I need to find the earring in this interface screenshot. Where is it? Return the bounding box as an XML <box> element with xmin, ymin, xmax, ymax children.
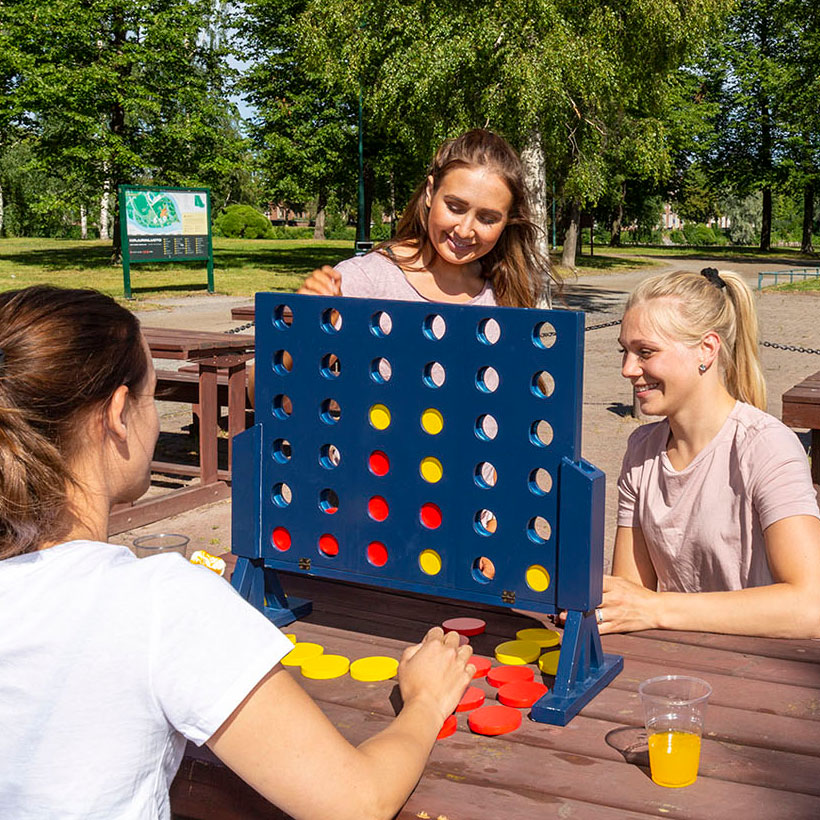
<box><xmin>698</xmin><ymin>363</ymin><xmax>707</xmax><ymax>374</ymax></box>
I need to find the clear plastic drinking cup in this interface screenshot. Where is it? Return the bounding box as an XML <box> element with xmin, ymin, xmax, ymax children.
<box><xmin>638</xmin><ymin>675</ymin><xmax>712</xmax><ymax>788</ymax></box>
<box><xmin>132</xmin><ymin>533</ymin><xmax>190</xmax><ymax>559</ymax></box>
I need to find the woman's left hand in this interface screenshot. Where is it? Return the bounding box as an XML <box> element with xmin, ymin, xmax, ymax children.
<box><xmin>597</xmin><ymin>575</ymin><xmax>661</xmax><ymax>634</ymax></box>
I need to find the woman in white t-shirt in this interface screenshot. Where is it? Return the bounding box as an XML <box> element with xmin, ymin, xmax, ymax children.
<box><xmin>0</xmin><ymin>285</ymin><xmax>474</xmax><ymax>819</ymax></box>
<box><xmin>597</xmin><ymin>268</ymin><xmax>820</xmax><ymax>638</ymax></box>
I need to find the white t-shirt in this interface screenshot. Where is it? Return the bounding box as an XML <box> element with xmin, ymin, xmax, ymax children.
<box><xmin>0</xmin><ymin>540</ymin><xmax>294</xmax><ymax>819</ymax></box>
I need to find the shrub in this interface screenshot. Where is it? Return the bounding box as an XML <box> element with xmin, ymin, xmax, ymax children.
<box><xmin>669</xmin><ymin>229</ymin><xmax>687</xmax><ymax>245</ymax></box>
<box><xmin>213</xmin><ymin>205</ymin><xmax>273</xmax><ymax>239</ymax></box>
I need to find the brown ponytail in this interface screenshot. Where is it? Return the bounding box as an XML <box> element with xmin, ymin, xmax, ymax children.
<box><xmin>0</xmin><ymin>286</ymin><xmax>148</xmax><ymax>559</ymax></box>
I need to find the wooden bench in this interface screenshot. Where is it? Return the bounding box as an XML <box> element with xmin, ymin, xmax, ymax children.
<box><xmin>782</xmin><ymin>369</ymin><xmax>820</xmax><ymax>488</ymax></box>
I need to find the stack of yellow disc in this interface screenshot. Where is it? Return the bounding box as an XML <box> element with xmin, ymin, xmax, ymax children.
<box><xmin>350</xmin><ymin>656</ymin><xmax>399</xmax><ymax>682</ymax></box>
<box><xmin>538</xmin><ymin>650</ymin><xmax>561</xmax><ymax>675</ymax></box>
<box><xmin>301</xmin><ymin>654</ymin><xmax>350</xmax><ymax>680</ymax></box>
<box><xmin>515</xmin><ymin>628</ymin><xmax>560</xmax><ymax>648</ymax></box>
<box><xmin>494</xmin><ymin>640</ymin><xmax>541</xmax><ymax>665</ymax></box>
<box><xmin>281</xmin><ymin>642</ymin><xmax>324</xmax><ymax>667</ymax></box>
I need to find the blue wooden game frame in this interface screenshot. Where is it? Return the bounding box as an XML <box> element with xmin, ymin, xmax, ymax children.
<box><xmin>231</xmin><ymin>292</ymin><xmax>622</xmax><ymax>724</ymax></box>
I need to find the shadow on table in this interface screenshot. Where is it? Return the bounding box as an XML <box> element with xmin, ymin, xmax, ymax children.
<box><xmin>605</xmin><ymin>726</ymin><xmax>653</xmax><ymax>781</ymax></box>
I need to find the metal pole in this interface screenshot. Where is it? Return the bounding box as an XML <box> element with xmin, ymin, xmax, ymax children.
<box><xmin>356</xmin><ymin>88</ymin><xmax>365</xmax><ymax>247</ymax></box>
<box><xmin>551</xmin><ymin>182</ymin><xmax>557</xmax><ymax>249</ymax></box>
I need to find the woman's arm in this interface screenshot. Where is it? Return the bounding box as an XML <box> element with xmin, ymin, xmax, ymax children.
<box><xmin>602</xmin><ymin>516</ymin><xmax>820</xmax><ymax>638</ymax></box>
<box><xmin>207</xmin><ymin>627</ymin><xmax>473</xmax><ymax>820</ymax></box>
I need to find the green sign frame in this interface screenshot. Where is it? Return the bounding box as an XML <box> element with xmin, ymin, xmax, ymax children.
<box><xmin>118</xmin><ymin>184</ymin><xmax>214</xmax><ymax>299</ymax></box>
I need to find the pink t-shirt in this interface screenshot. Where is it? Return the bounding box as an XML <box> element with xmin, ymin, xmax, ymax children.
<box><xmin>335</xmin><ymin>251</ymin><xmax>497</xmax><ymax>305</ymax></box>
<box><xmin>617</xmin><ymin>401</ymin><xmax>819</xmax><ymax>593</ymax></box>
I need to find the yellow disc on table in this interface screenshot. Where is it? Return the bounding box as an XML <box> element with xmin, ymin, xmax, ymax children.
<box><xmin>350</xmin><ymin>656</ymin><xmax>400</xmax><ymax>682</ymax></box>
<box><xmin>281</xmin><ymin>642</ymin><xmax>324</xmax><ymax>667</ymax></box>
<box><xmin>515</xmin><ymin>628</ymin><xmax>560</xmax><ymax>648</ymax></box>
<box><xmin>538</xmin><ymin>649</ymin><xmax>561</xmax><ymax>676</ymax></box>
<box><xmin>420</xmin><ymin>456</ymin><xmax>443</xmax><ymax>483</ymax></box>
<box><xmin>494</xmin><ymin>640</ymin><xmax>541</xmax><ymax>665</ymax></box>
<box><xmin>301</xmin><ymin>654</ymin><xmax>350</xmax><ymax>680</ymax></box>
<box><xmin>525</xmin><ymin>564</ymin><xmax>551</xmax><ymax>592</ymax></box>
<box><xmin>419</xmin><ymin>549</ymin><xmax>442</xmax><ymax>575</ymax></box>
<box><xmin>284</xmin><ymin>633</ymin><xmax>298</xmax><ymax>644</ymax></box>
<box><xmin>369</xmin><ymin>404</ymin><xmax>391</xmax><ymax>430</ymax></box>
<box><xmin>421</xmin><ymin>408</ymin><xmax>444</xmax><ymax>435</ymax></box>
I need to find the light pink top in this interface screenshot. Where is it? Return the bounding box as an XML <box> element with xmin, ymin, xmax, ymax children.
<box><xmin>618</xmin><ymin>401</ymin><xmax>819</xmax><ymax>593</ymax></box>
<box><xmin>335</xmin><ymin>251</ymin><xmax>497</xmax><ymax>305</ymax></box>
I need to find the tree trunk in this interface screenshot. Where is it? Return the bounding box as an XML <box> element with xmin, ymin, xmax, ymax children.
<box><xmin>110</xmin><ymin>6</ymin><xmax>126</xmax><ymax>263</ymax></box>
<box><xmin>610</xmin><ymin>183</ymin><xmax>625</xmax><ymax>246</ymax></box>
<box><xmin>80</xmin><ymin>204</ymin><xmax>88</xmax><ymax>240</ymax></box>
<box><xmin>801</xmin><ymin>183</ymin><xmax>814</xmax><ymax>254</ymax></box>
<box><xmin>561</xmin><ymin>200</ymin><xmax>581</xmax><ymax>268</ymax></box>
<box><xmin>313</xmin><ymin>189</ymin><xmax>327</xmax><ymax>240</ymax></box>
<box><xmin>760</xmin><ymin>187</ymin><xmax>772</xmax><ymax>251</ymax></box>
<box><xmin>521</xmin><ymin>130</ymin><xmax>551</xmax><ymax>306</ymax></box>
<box><xmin>100</xmin><ymin>175</ymin><xmax>111</xmax><ymax>240</ymax></box>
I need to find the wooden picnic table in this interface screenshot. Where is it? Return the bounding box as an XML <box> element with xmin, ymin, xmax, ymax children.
<box><xmin>108</xmin><ymin>328</ymin><xmax>255</xmax><ymax>535</ymax></box>
<box><xmin>170</xmin><ymin>570</ymin><xmax>820</xmax><ymax>820</ymax></box>
<box><xmin>782</xmin><ymin>368</ymin><xmax>820</xmax><ymax>487</ymax></box>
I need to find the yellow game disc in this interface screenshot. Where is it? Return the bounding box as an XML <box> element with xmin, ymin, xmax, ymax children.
<box><xmin>421</xmin><ymin>408</ymin><xmax>444</xmax><ymax>435</ymax></box>
<box><xmin>281</xmin><ymin>642</ymin><xmax>324</xmax><ymax>667</ymax></box>
<box><xmin>419</xmin><ymin>549</ymin><xmax>442</xmax><ymax>575</ymax></box>
<box><xmin>515</xmin><ymin>628</ymin><xmax>560</xmax><ymax>648</ymax></box>
<box><xmin>494</xmin><ymin>640</ymin><xmax>541</xmax><ymax>665</ymax></box>
<box><xmin>350</xmin><ymin>656</ymin><xmax>400</xmax><ymax>682</ymax></box>
<box><xmin>525</xmin><ymin>564</ymin><xmax>551</xmax><ymax>592</ymax></box>
<box><xmin>301</xmin><ymin>654</ymin><xmax>350</xmax><ymax>680</ymax></box>
<box><xmin>538</xmin><ymin>650</ymin><xmax>561</xmax><ymax>676</ymax></box>
<box><xmin>420</xmin><ymin>456</ymin><xmax>443</xmax><ymax>483</ymax></box>
<box><xmin>285</xmin><ymin>633</ymin><xmax>298</xmax><ymax>644</ymax></box>
<box><xmin>369</xmin><ymin>404</ymin><xmax>391</xmax><ymax>430</ymax></box>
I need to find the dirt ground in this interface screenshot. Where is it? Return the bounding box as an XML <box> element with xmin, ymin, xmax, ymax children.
<box><xmin>116</xmin><ymin>255</ymin><xmax>820</xmax><ymax>569</ymax></box>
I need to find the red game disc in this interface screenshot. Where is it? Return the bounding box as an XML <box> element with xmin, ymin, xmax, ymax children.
<box><xmin>456</xmin><ymin>685</ymin><xmax>486</xmax><ymax>712</ymax></box>
<box><xmin>497</xmin><ymin>681</ymin><xmax>549</xmax><ymax>708</ymax></box>
<box><xmin>470</xmin><ymin>656</ymin><xmax>493</xmax><ymax>679</ymax></box>
<box><xmin>486</xmin><ymin>665</ymin><xmax>535</xmax><ymax>688</ymax></box>
<box><xmin>437</xmin><ymin>714</ymin><xmax>458</xmax><ymax>739</ymax></box>
<box><xmin>468</xmin><ymin>705</ymin><xmax>523</xmax><ymax>736</ymax></box>
<box><xmin>442</xmin><ymin>617</ymin><xmax>486</xmax><ymax>637</ymax></box>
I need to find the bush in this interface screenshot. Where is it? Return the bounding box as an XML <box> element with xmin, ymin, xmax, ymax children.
<box><xmin>213</xmin><ymin>205</ymin><xmax>272</xmax><ymax>239</ymax></box>
<box><xmin>682</xmin><ymin>223</ymin><xmax>716</xmax><ymax>245</ymax></box>
<box><xmin>669</xmin><ymin>229</ymin><xmax>687</xmax><ymax>245</ymax></box>
<box><xmin>268</xmin><ymin>225</ymin><xmax>314</xmax><ymax>240</ymax></box>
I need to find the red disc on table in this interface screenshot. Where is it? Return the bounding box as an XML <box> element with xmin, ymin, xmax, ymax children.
<box><xmin>367</xmin><ymin>495</ymin><xmax>389</xmax><ymax>521</ymax></box>
<box><xmin>437</xmin><ymin>714</ymin><xmax>458</xmax><ymax>739</ymax></box>
<box><xmin>497</xmin><ymin>680</ymin><xmax>549</xmax><ymax>708</ymax></box>
<box><xmin>486</xmin><ymin>665</ymin><xmax>534</xmax><ymax>689</ymax></box>
<box><xmin>420</xmin><ymin>502</ymin><xmax>442</xmax><ymax>529</ymax></box>
<box><xmin>456</xmin><ymin>685</ymin><xmax>486</xmax><ymax>712</ymax></box>
<box><xmin>318</xmin><ymin>533</ymin><xmax>339</xmax><ymax>556</ymax></box>
<box><xmin>272</xmin><ymin>527</ymin><xmax>291</xmax><ymax>551</ymax></box>
<box><xmin>470</xmin><ymin>656</ymin><xmax>493</xmax><ymax>679</ymax></box>
<box><xmin>442</xmin><ymin>617</ymin><xmax>486</xmax><ymax>637</ymax></box>
<box><xmin>468</xmin><ymin>704</ymin><xmax>523</xmax><ymax>736</ymax></box>
<box><xmin>368</xmin><ymin>450</ymin><xmax>390</xmax><ymax>476</ymax></box>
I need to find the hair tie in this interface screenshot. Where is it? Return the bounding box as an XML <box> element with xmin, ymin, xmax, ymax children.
<box><xmin>0</xmin><ymin>348</ymin><xmax>5</xmax><ymax>367</ymax></box>
<box><xmin>700</xmin><ymin>267</ymin><xmax>726</xmax><ymax>289</ymax></box>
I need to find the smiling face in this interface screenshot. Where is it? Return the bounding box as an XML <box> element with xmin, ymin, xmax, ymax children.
<box><xmin>425</xmin><ymin>165</ymin><xmax>512</xmax><ymax>268</ymax></box>
<box><xmin>619</xmin><ymin>302</ymin><xmax>704</xmax><ymax>418</ymax></box>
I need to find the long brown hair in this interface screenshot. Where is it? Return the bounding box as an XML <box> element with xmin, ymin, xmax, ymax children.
<box><xmin>376</xmin><ymin>129</ymin><xmax>551</xmax><ymax>308</ymax></box>
<box><xmin>0</xmin><ymin>286</ymin><xmax>148</xmax><ymax>559</ymax></box>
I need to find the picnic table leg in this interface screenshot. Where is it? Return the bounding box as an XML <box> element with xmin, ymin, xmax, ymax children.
<box><xmin>198</xmin><ymin>363</ymin><xmax>219</xmax><ymax>485</ymax></box>
<box><xmin>227</xmin><ymin>362</ymin><xmax>248</xmax><ymax>469</ymax></box>
<box><xmin>811</xmin><ymin>429</ymin><xmax>819</xmax><ymax>486</ymax></box>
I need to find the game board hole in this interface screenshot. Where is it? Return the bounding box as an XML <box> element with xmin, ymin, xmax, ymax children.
<box><xmin>320</xmin><ymin>353</ymin><xmax>341</xmax><ymax>378</ymax></box>
<box><xmin>271</xmin><ymin>482</ymin><xmax>292</xmax><ymax>507</ymax></box>
<box><xmin>422</xmin><ymin>314</ymin><xmax>446</xmax><ymax>340</ymax></box>
<box><xmin>419</xmin><ymin>549</ymin><xmax>442</xmax><ymax>575</ymax></box>
<box><xmin>369</xmin><ymin>403</ymin><xmax>391</xmax><ymax>430</ymax></box>
<box><xmin>420</xmin><ymin>502</ymin><xmax>442</xmax><ymax>529</ymax></box>
<box><xmin>423</xmin><ymin>361</ymin><xmax>446</xmax><ymax>388</ymax></box>
<box><xmin>531</xmin><ymin>370</ymin><xmax>555</xmax><ymax>398</ymax></box>
<box><xmin>272</xmin><ymin>438</ymin><xmax>292</xmax><ymax>463</ymax></box>
<box><xmin>529</xmin><ymin>420</ymin><xmax>553</xmax><ymax>447</ymax></box>
<box><xmin>421</xmin><ymin>407</ymin><xmax>443</xmax><ymax>435</ymax></box>
<box><xmin>420</xmin><ymin>456</ymin><xmax>443</xmax><ymax>483</ymax></box>
<box><xmin>527</xmin><ymin>516</ymin><xmax>552</xmax><ymax>543</ymax></box>
<box><xmin>367</xmin><ymin>541</ymin><xmax>388</xmax><ymax>567</ymax></box>
<box><xmin>471</xmin><ymin>556</ymin><xmax>495</xmax><ymax>584</ymax></box>
<box><xmin>474</xmin><ymin>509</ymin><xmax>498</xmax><ymax>536</ymax></box>
<box><xmin>272</xmin><ymin>304</ymin><xmax>293</xmax><ymax>329</ymax></box>
<box><xmin>477</xmin><ymin>317</ymin><xmax>501</xmax><ymax>345</ymax></box>
<box><xmin>370</xmin><ymin>310</ymin><xmax>393</xmax><ymax>337</ymax></box>
<box><xmin>370</xmin><ymin>357</ymin><xmax>392</xmax><ymax>383</ymax></box>
<box><xmin>528</xmin><ymin>467</ymin><xmax>553</xmax><ymax>495</ymax></box>
<box><xmin>272</xmin><ymin>394</ymin><xmax>293</xmax><ymax>420</ymax></box>
<box><xmin>319</xmin><ymin>489</ymin><xmax>339</xmax><ymax>514</ymax></box>
<box><xmin>318</xmin><ymin>533</ymin><xmax>339</xmax><ymax>557</ymax></box>
<box><xmin>320</xmin><ymin>398</ymin><xmax>341</xmax><ymax>424</ymax></box>
<box><xmin>368</xmin><ymin>495</ymin><xmax>389</xmax><ymax>522</ymax></box>
<box><xmin>368</xmin><ymin>450</ymin><xmax>390</xmax><ymax>476</ymax></box>
<box><xmin>526</xmin><ymin>564</ymin><xmax>550</xmax><ymax>592</ymax></box>
<box><xmin>476</xmin><ymin>366</ymin><xmax>500</xmax><ymax>393</ymax></box>
<box><xmin>319</xmin><ymin>444</ymin><xmax>341</xmax><ymax>469</ymax></box>
<box><xmin>271</xmin><ymin>526</ymin><xmax>291</xmax><ymax>552</ymax></box>
<box><xmin>533</xmin><ymin>321</ymin><xmax>557</xmax><ymax>349</ymax></box>
<box><xmin>272</xmin><ymin>350</ymin><xmax>293</xmax><ymax>375</ymax></box>
<box><xmin>474</xmin><ymin>461</ymin><xmax>497</xmax><ymax>488</ymax></box>
<box><xmin>475</xmin><ymin>414</ymin><xmax>499</xmax><ymax>441</ymax></box>
<box><xmin>321</xmin><ymin>308</ymin><xmax>342</xmax><ymax>333</ymax></box>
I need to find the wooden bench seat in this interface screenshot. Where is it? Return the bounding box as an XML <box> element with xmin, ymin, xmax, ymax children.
<box><xmin>155</xmin><ymin>368</ymin><xmax>250</xmax><ymax>407</ymax></box>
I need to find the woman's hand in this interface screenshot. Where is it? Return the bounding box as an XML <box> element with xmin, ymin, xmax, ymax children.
<box><xmin>597</xmin><ymin>574</ymin><xmax>661</xmax><ymax>634</ymax></box>
<box><xmin>298</xmin><ymin>265</ymin><xmax>342</xmax><ymax>296</ymax></box>
<box><xmin>398</xmin><ymin>627</ymin><xmax>474</xmax><ymax>723</ymax></box>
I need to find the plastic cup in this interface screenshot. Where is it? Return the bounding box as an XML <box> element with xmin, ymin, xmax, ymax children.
<box><xmin>132</xmin><ymin>533</ymin><xmax>190</xmax><ymax>559</ymax></box>
<box><xmin>638</xmin><ymin>675</ymin><xmax>711</xmax><ymax>788</ymax></box>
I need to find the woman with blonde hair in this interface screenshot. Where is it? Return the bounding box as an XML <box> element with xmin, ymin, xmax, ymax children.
<box><xmin>597</xmin><ymin>268</ymin><xmax>820</xmax><ymax>638</ymax></box>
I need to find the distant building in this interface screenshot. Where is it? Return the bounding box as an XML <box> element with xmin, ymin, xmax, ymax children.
<box><xmin>265</xmin><ymin>203</ymin><xmax>310</xmax><ymax>226</ymax></box>
<box><xmin>660</xmin><ymin>203</ymin><xmax>730</xmax><ymax>231</ymax></box>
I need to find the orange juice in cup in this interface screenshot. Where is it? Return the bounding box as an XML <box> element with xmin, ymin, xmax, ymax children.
<box><xmin>646</xmin><ymin>729</ymin><xmax>702</xmax><ymax>787</ymax></box>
